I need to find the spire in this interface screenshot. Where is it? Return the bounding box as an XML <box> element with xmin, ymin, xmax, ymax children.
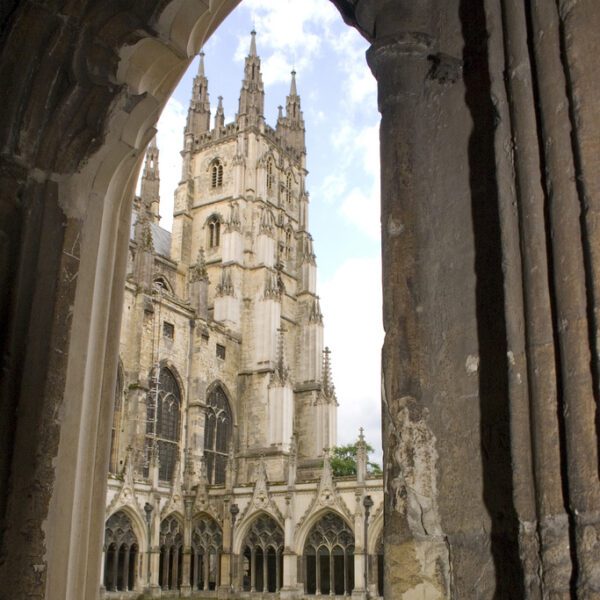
<box><xmin>140</xmin><ymin>136</ymin><xmax>160</xmax><ymax>222</ymax></box>
<box><xmin>277</xmin><ymin>70</ymin><xmax>305</xmax><ymax>155</ymax></box>
<box><xmin>185</xmin><ymin>51</ymin><xmax>211</xmax><ymax>137</ymax></box>
<box><xmin>237</xmin><ymin>30</ymin><xmax>264</xmax><ymax>129</ymax></box>
<box><xmin>290</xmin><ymin>69</ymin><xmax>297</xmax><ymax>96</ymax></box>
<box><xmin>198</xmin><ymin>50</ymin><xmax>205</xmax><ymax>76</ymax></box>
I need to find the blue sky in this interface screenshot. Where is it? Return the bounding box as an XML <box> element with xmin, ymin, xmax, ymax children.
<box><xmin>152</xmin><ymin>0</ymin><xmax>383</xmax><ymax>461</ymax></box>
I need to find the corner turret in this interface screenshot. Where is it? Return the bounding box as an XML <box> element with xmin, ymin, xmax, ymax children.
<box><xmin>237</xmin><ymin>31</ymin><xmax>265</xmax><ymax>130</ymax></box>
<box><xmin>277</xmin><ymin>70</ymin><xmax>306</xmax><ymax>156</ymax></box>
<box><xmin>140</xmin><ymin>136</ymin><xmax>160</xmax><ymax>222</ymax></box>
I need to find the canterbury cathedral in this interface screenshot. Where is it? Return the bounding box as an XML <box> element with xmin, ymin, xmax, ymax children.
<box><xmin>102</xmin><ymin>33</ymin><xmax>383</xmax><ymax>598</ymax></box>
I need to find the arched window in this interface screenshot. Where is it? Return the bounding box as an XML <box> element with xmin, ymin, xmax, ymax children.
<box><xmin>207</xmin><ymin>215</ymin><xmax>221</xmax><ymax>248</ymax></box>
<box><xmin>204</xmin><ymin>384</ymin><xmax>232</xmax><ymax>485</ymax></box>
<box><xmin>266</xmin><ymin>158</ymin><xmax>274</xmax><ymax>192</ymax></box>
<box><xmin>211</xmin><ymin>159</ymin><xmax>223</xmax><ymax>188</ymax></box>
<box><xmin>242</xmin><ymin>514</ymin><xmax>284</xmax><ymax>593</ymax></box>
<box><xmin>304</xmin><ymin>513</ymin><xmax>355</xmax><ymax>596</ymax></box>
<box><xmin>145</xmin><ymin>367</ymin><xmax>181</xmax><ymax>482</ymax></box>
<box><xmin>103</xmin><ymin>511</ymin><xmax>138</xmax><ymax>592</ymax></box>
<box><xmin>285</xmin><ymin>172</ymin><xmax>293</xmax><ymax>203</ymax></box>
<box><xmin>190</xmin><ymin>516</ymin><xmax>223</xmax><ymax>591</ymax></box>
<box><xmin>109</xmin><ymin>366</ymin><xmax>123</xmax><ymax>474</ymax></box>
<box><xmin>159</xmin><ymin>515</ymin><xmax>183</xmax><ymax>591</ymax></box>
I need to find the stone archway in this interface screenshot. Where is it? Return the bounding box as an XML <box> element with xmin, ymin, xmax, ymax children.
<box><xmin>2</xmin><ymin>1</ymin><xmax>600</xmax><ymax>599</ymax></box>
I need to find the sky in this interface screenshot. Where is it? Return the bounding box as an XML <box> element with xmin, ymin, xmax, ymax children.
<box><xmin>151</xmin><ymin>0</ymin><xmax>384</xmax><ymax>463</ymax></box>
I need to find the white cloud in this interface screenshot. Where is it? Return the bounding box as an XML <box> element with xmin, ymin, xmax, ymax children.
<box><xmin>156</xmin><ymin>97</ymin><xmax>187</xmax><ymax>231</ymax></box>
<box><xmin>340</xmin><ymin>187</ymin><xmax>380</xmax><ymax>240</ymax></box>
<box><xmin>320</xmin><ymin>257</ymin><xmax>384</xmax><ymax>460</ymax></box>
<box><xmin>235</xmin><ymin>0</ymin><xmax>338</xmax><ymax>83</ymax></box>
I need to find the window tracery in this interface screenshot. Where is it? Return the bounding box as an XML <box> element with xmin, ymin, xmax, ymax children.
<box><xmin>191</xmin><ymin>516</ymin><xmax>223</xmax><ymax>591</ymax></box>
<box><xmin>242</xmin><ymin>514</ymin><xmax>284</xmax><ymax>593</ymax></box>
<box><xmin>207</xmin><ymin>215</ymin><xmax>221</xmax><ymax>248</ymax></box>
<box><xmin>145</xmin><ymin>367</ymin><xmax>181</xmax><ymax>482</ymax></box>
<box><xmin>159</xmin><ymin>515</ymin><xmax>183</xmax><ymax>591</ymax></box>
<box><xmin>211</xmin><ymin>159</ymin><xmax>223</xmax><ymax>188</ymax></box>
<box><xmin>103</xmin><ymin>511</ymin><xmax>138</xmax><ymax>592</ymax></box>
<box><xmin>203</xmin><ymin>384</ymin><xmax>232</xmax><ymax>485</ymax></box>
<box><xmin>304</xmin><ymin>512</ymin><xmax>355</xmax><ymax>596</ymax></box>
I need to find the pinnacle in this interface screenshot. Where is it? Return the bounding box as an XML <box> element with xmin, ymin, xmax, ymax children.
<box><xmin>290</xmin><ymin>69</ymin><xmax>297</xmax><ymax>96</ymax></box>
<box><xmin>249</xmin><ymin>29</ymin><xmax>257</xmax><ymax>56</ymax></box>
<box><xmin>198</xmin><ymin>50</ymin><xmax>205</xmax><ymax>77</ymax></box>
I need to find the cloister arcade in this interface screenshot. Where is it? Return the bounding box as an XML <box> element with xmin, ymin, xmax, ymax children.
<box><xmin>101</xmin><ymin>507</ymin><xmax>383</xmax><ymax>597</ymax></box>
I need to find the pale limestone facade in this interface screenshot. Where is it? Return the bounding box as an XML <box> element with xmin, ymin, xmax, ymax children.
<box><xmin>103</xmin><ymin>34</ymin><xmax>383</xmax><ymax>599</ymax></box>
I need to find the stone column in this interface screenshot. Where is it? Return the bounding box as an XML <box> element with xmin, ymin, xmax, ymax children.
<box><xmin>365</xmin><ymin>2</ymin><xmax>454</xmax><ymax>597</ymax></box>
<box><xmin>280</xmin><ymin>493</ymin><xmax>299</xmax><ymax>598</ymax></box>
<box><xmin>180</xmin><ymin>497</ymin><xmax>193</xmax><ymax>597</ymax></box>
<box><xmin>528</xmin><ymin>2</ymin><xmax>600</xmax><ymax>595</ymax></box>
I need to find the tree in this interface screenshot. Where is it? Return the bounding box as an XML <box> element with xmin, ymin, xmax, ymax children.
<box><xmin>330</xmin><ymin>442</ymin><xmax>382</xmax><ymax>477</ymax></box>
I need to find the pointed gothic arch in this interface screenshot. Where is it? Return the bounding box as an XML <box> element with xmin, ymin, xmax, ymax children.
<box><xmin>238</xmin><ymin>512</ymin><xmax>284</xmax><ymax>593</ymax></box>
<box><xmin>206</xmin><ymin>213</ymin><xmax>223</xmax><ymax>248</ymax></box>
<box><xmin>145</xmin><ymin>365</ymin><xmax>182</xmax><ymax>482</ymax></box>
<box><xmin>103</xmin><ymin>510</ymin><xmax>140</xmax><ymax>592</ymax></box>
<box><xmin>190</xmin><ymin>514</ymin><xmax>223</xmax><ymax>591</ymax></box>
<box><xmin>204</xmin><ymin>381</ymin><xmax>233</xmax><ymax>485</ymax></box>
<box><xmin>159</xmin><ymin>513</ymin><xmax>184</xmax><ymax>591</ymax></box>
<box><xmin>303</xmin><ymin>511</ymin><xmax>355</xmax><ymax>596</ymax></box>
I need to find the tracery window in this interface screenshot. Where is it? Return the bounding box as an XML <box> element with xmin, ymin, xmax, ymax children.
<box><xmin>304</xmin><ymin>513</ymin><xmax>355</xmax><ymax>596</ymax></box>
<box><xmin>211</xmin><ymin>159</ymin><xmax>223</xmax><ymax>188</ymax></box>
<box><xmin>208</xmin><ymin>215</ymin><xmax>221</xmax><ymax>248</ymax></box>
<box><xmin>103</xmin><ymin>511</ymin><xmax>138</xmax><ymax>592</ymax></box>
<box><xmin>190</xmin><ymin>516</ymin><xmax>223</xmax><ymax>591</ymax></box>
<box><xmin>266</xmin><ymin>159</ymin><xmax>274</xmax><ymax>191</ymax></box>
<box><xmin>108</xmin><ymin>366</ymin><xmax>124</xmax><ymax>474</ymax></box>
<box><xmin>145</xmin><ymin>367</ymin><xmax>181</xmax><ymax>482</ymax></box>
<box><xmin>241</xmin><ymin>514</ymin><xmax>284</xmax><ymax>593</ymax></box>
<box><xmin>159</xmin><ymin>515</ymin><xmax>183</xmax><ymax>591</ymax></box>
<box><xmin>203</xmin><ymin>384</ymin><xmax>232</xmax><ymax>485</ymax></box>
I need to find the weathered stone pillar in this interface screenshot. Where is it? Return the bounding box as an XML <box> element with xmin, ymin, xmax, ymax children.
<box><xmin>364</xmin><ymin>2</ymin><xmax>454</xmax><ymax>597</ymax></box>
<box><xmin>528</xmin><ymin>2</ymin><xmax>600</xmax><ymax>595</ymax></box>
<box><xmin>180</xmin><ymin>497</ymin><xmax>193</xmax><ymax>597</ymax></box>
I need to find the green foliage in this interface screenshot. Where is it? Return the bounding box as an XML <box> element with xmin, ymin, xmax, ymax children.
<box><xmin>329</xmin><ymin>442</ymin><xmax>382</xmax><ymax>477</ymax></box>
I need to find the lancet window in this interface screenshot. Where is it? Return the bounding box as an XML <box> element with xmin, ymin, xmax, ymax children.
<box><xmin>145</xmin><ymin>367</ymin><xmax>181</xmax><ymax>482</ymax></box>
<box><xmin>190</xmin><ymin>516</ymin><xmax>223</xmax><ymax>591</ymax></box>
<box><xmin>204</xmin><ymin>384</ymin><xmax>232</xmax><ymax>484</ymax></box>
<box><xmin>241</xmin><ymin>514</ymin><xmax>284</xmax><ymax>593</ymax></box>
<box><xmin>303</xmin><ymin>513</ymin><xmax>355</xmax><ymax>596</ymax></box>
<box><xmin>211</xmin><ymin>159</ymin><xmax>223</xmax><ymax>188</ymax></box>
<box><xmin>208</xmin><ymin>215</ymin><xmax>221</xmax><ymax>248</ymax></box>
<box><xmin>159</xmin><ymin>515</ymin><xmax>183</xmax><ymax>591</ymax></box>
<box><xmin>108</xmin><ymin>366</ymin><xmax>124</xmax><ymax>474</ymax></box>
<box><xmin>103</xmin><ymin>511</ymin><xmax>139</xmax><ymax>592</ymax></box>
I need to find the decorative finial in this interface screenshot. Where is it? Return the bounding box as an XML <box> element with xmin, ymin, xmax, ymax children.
<box><xmin>249</xmin><ymin>29</ymin><xmax>257</xmax><ymax>56</ymax></box>
<box><xmin>198</xmin><ymin>50</ymin><xmax>205</xmax><ymax>76</ymax></box>
<box><xmin>290</xmin><ymin>69</ymin><xmax>297</xmax><ymax>96</ymax></box>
